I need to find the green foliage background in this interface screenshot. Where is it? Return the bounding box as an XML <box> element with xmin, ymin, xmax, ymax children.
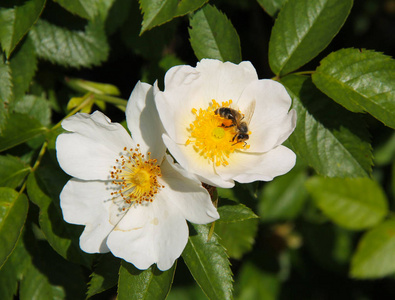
<box><xmin>0</xmin><ymin>0</ymin><xmax>394</xmax><ymax>299</ymax></box>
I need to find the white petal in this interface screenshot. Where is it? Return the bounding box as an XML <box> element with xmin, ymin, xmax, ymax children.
<box><xmin>236</xmin><ymin>80</ymin><xmax>296</xmax><ymax>152</ymax></box>
<box><xmin>107</xmin><ymin>198</ymin><xmax>188</xmax><ymax>271</ymax></box>
<box><xmin>60</xmin><ymin>179</ymin><xmax>122</xmax><ymax>253</ymax></box>
<box><xmin>162</xmin><ymin>134</ymin><xmax>234</xmax><ymax>188</ymax></box>
<box><xmin>216</xmin><ymin>145</ymin><xmax>296</xmax><ymax>183</ymax></box>
<box><xmin>160</xmin><ymin>155</ymin><xmax>219</xmax><ymax>223</ymax></box>
<box><xmin>126</xmin><ymin>81</ymin><xmax>166</xmax><ymax>160</ymax></box>
<box><xmin>56</xmin><ymin>111</ymin><xmax>134</xmax><ymax>180</ymax></box>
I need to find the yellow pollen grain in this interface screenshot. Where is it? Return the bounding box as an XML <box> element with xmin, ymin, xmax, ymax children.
<box><xmin>186</xmin><ymin>99</ymin><xmax>248</xmax><ymax>167</ymax></box>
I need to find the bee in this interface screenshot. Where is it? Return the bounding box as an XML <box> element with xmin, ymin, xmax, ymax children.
<box><xmin>215</xmin><ymin>101</ymin><xmax>255</xmax><ymax>146</ymax></box>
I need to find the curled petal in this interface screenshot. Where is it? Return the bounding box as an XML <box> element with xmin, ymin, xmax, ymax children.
<box><xmin>161</xmin><ymin>155</ymin><xmax>220</xmax><ymax>224</ymax></box>
<box><xmin>126</xmin><ymin>81</ymin><xmax>166</xmax><ymax>160</ymax></box>
<box><xmin>56</xmin><ymin>111</ymin><xmax>134</xmax><ymax>180</ymax></box>
<box><xmin>216</xmin><ymin>145</ymin><xmax>296</xmax><ymax>183</ymax></box>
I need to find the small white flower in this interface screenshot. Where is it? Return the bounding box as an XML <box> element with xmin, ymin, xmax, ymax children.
<box><xmin>56</xmin><ymin>82</ymin><xmax>219</xmax><ymax>271</ymax></box>
<box><xmin>155</xmin><ymin>59</ymin><xmax>297</xmax><ymax>188</ymax></box>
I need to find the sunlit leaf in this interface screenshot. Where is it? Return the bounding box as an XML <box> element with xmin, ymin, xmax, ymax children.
<box><xmin>9</xmin><ymin>37</ymin><xmax>37</xmax><ymax>101</ymax></box>
<box><xmin>312</xmin><ymin>48</ymin><xmax>395</xmax><ymax>129</ymax></box>
<box><xmin>215</xmin><ymin>218</ymin><xmax>258</xmax><ymax>260</ymax></box>
<box><xmin>182</xmin><ymin>223</ymin><xmax>233</xmax><ymax>300</ymax></box>
<box><xmin>217</xmin><ymin>203</ymin><xmax>258</xmax><ymax>223</ymax></box>
<box><xmin>0</xmin><ymin>188</ymin><xmax>28</xmax><ymax>268</ymax></box>
<box><xmin>139</xmin><ymin>0</ymin><xmax>208</xmax><ymax>33</ymax></box>
<box><xmin>53</xmin><ymin>0</ymin><xmax>115</xmax><ymax>20</ymax></box>
<box><xmin>87</xmin><ymin>254</ymin><xmax>120</xmax><ymax>298</ymax></box>
<box><xmin>282</xmin><ymin>75</ymin><xmax>372</xmax><ymax>178</ymax></box>
<box><xmin>0</xmin><ymin>155</ymin><xmax>30</xmax><ymax>189</ymax></box>
<box><xmin>118</xmin><ymin>261</ymin><xmax>176</xmax><ymax>300</ymax></box>
<box><xmin>29</xmin><ymin>19</ymin><xmax>109</xmax><ymax>68</ymax></box>
<box><xmin>306</xmin><ymin>176</ymin><xmax>388</xmax><ymax>230</ymax></box>
<box><xmin>269</xmin><ymin>0</ymin><xmax>353</xmax><ymax>75</ymax></box>
<box><xmin>351</xmin><ymin>218</ymin><xmax>395</xmax><ymax>278</ymax></box>
<box><xmin>189</xmin><ymin>4</ymin><xmax>241</xmax><ymax>63</ymax></box>
<box><xmin>0</xmin><ymin>113</ymin><xmax>47</xmax><ymax>152</ymax></box>
<box><xmin>0</xmin><ymin>0</ymin><xmax>45</xmax><ymax>58</ymax></box>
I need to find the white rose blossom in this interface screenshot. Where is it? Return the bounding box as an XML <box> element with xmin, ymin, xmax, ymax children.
<box><xmin>154</xmin><ymin>59</ymin><xmax>297</xmax><ymax>188</ymax></box>
<box><xmin>56</xmin><ymin>82</ymin><xmax>219</xmax><ymax>271</ymax></box>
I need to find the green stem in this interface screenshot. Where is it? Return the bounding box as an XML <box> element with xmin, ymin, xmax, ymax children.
<box><xmin>294</xmin><ymin>70</ymin><xmax>315</xmax><ymax>76</ymax></box>
<box><xmin>18</xmin><ymin>141</ymin><xmax>48</xmax><ymax>196</ymax></box>
<box><xmin>93</xmin><ymin>94</ymin><xmax>128</xmax><ymax>106</ymax></box>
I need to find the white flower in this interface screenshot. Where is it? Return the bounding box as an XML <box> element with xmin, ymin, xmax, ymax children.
<box><xmin>56</xmin><ymin>82</ymin><xmax>219</xmax><ymax>271</ymax></box>
<box><xmin>154</xmin><ymin>59</ymin><xmax>297</xmax><ymax>188</ymax></box>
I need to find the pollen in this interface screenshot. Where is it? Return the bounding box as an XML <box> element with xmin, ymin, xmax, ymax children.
<box><xmin>186</xmin><ymin>100</ymin><xmax>249</xmax><ymax>167</ymax></box>
<box><xmin>110</xmin><ymin>145</ymin><xmax>164</xmax><ymax>209</ymax></box>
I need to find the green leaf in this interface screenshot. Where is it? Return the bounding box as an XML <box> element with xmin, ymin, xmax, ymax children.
<box><xmin>269</xmin><ymin>0</ymin><xmax>353</xmax><ymax>76</ymax></box>
<box><xmin>281</xmin><ymin>75</ymin><xmax>373</xmax><ymax>178</ymax></box>
<box><xmin>0</xmin><ymin>60</ymin><xmax>11</xmax><ymax>134</ymax></box>
<box><xmin>351</xmin><ymin>218</ymin><xmax>395</xmax><ymax>278</ymax></box>
<box><xmin>312</xmin><ymin>48</ymin><xmax>395</xmax><ymax>129</ymax></box>
<box><xmin>217</xmin><ymin>203</ymin><xmax>258</xmax><ymax>223</ymax></box>
<box><xmin>105</xmin><ymin>0</ymin><xmax>133</xmax><ymax>35</ymax></box>
<box><xmin>19</xmin><ymin>237</ymin><xmax>87</xmax><ymax>300</ymax></box>
<box><xmin>9</xmin><ymin>37</ymin><xmax>37</xmax><ymax>101</ymax></box>
<box><xmin>29</xmin><ymin>19</ymin><xmax>109</xmax><ymax>68</ymax></box>
<box><xmin>256</xmin><ymin>0</ymin><xmax>286</xmax><ymax>17</ymax></box>
<box><xmin>26</xmin><ymin>161</ymin><xmax>93</xmax><ymax>267</ymax></box>
<box><xmin>306</xmin><ymin>176</ymin><xmax>388</xmax><ymax>230</ymax></box>
<box><xmin>0</xmin><ymin>0</ymin><xmax>45</xmax><ymax>58</ymax></box>
<box><xmin>11</xmin><ymin>95</ymin><xmax>51</xmax><ymax>127</ymax></box>
<box><xmin>0</xmin><ymin>113</ymin><xmax>47</xmax><ymax>152</ymax></box>
<box><xmin>0</xmin><ymin>155</ymin><xmax>30</xmax><ymax>189</ymax></box>
<box><xmin>139</xmin><ymin>0</ymin><xmax>208</xmax><ymax>33</ymax></box>
<box><xmin>53</xmin><ymin>0</ymin><xmax>115</xmax><ymax>21</ymax></box>
<box><xmin>258</xmin><ymin>161</ymin><xmax>308</xmax><ymax>222</ymax></box>
<box><xmin>235</xmin><ymin>262</ymin><xmax>280</xmax><ymax>300</ymax></box>
<box><xmin>182</xmin><ymin>223</ymin><xmax>233</xmax><ymax>300</ymax></box>
<box><xmin>215</xmin><ymin>218</ymin><xmax>258</xmax><ymax>260</ymax></box>
<box><xmin>0</xmin><ymin>187</ymin><xmax>28</xmax><ymax>268</ymax></box>
<box><xmin>118</xmin><ymin>261</ymin><xmax>176</xmax><ymax>300</ymax></box>
<box><xmin>87</xmin><ymin>254</ymin><xmax>120</xmax><ymax>298</ymax></box>
<box><xmin>0</xmin><ymin>232</ymin><xmax>31</xmax><ymax>300</ymax></box>
<box><xmin>189</xmin><ymin>4</ymin><xmax>242</xmax><ymax>63</ymax></box>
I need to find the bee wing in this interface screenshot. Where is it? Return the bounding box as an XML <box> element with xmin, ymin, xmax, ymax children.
<box><xmin>242</xmin><ymin>100</ymin><xmax>256</xmax><ymax>125</ymax></box>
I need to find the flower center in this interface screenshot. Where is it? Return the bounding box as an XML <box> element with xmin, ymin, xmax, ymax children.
<box><xmin>186</xmin><ymin>100</ymin><xmax>250</xmax><ymax>167</ymax></box>
<box><xmin>110</xmin><ymin>145</ymin><xmax>164</xmax><ymax>209</ymax></box>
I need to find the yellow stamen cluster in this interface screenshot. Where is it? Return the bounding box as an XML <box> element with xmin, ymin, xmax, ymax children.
<box><xmin>110</xmin><ymin>145</ymin><xmax>164</xmax><ymax>209</ymax></box>
<box><xmin>186</xmin><ymin>100</ymin><xmax>248</xmax><ymax>167</ymax></box>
